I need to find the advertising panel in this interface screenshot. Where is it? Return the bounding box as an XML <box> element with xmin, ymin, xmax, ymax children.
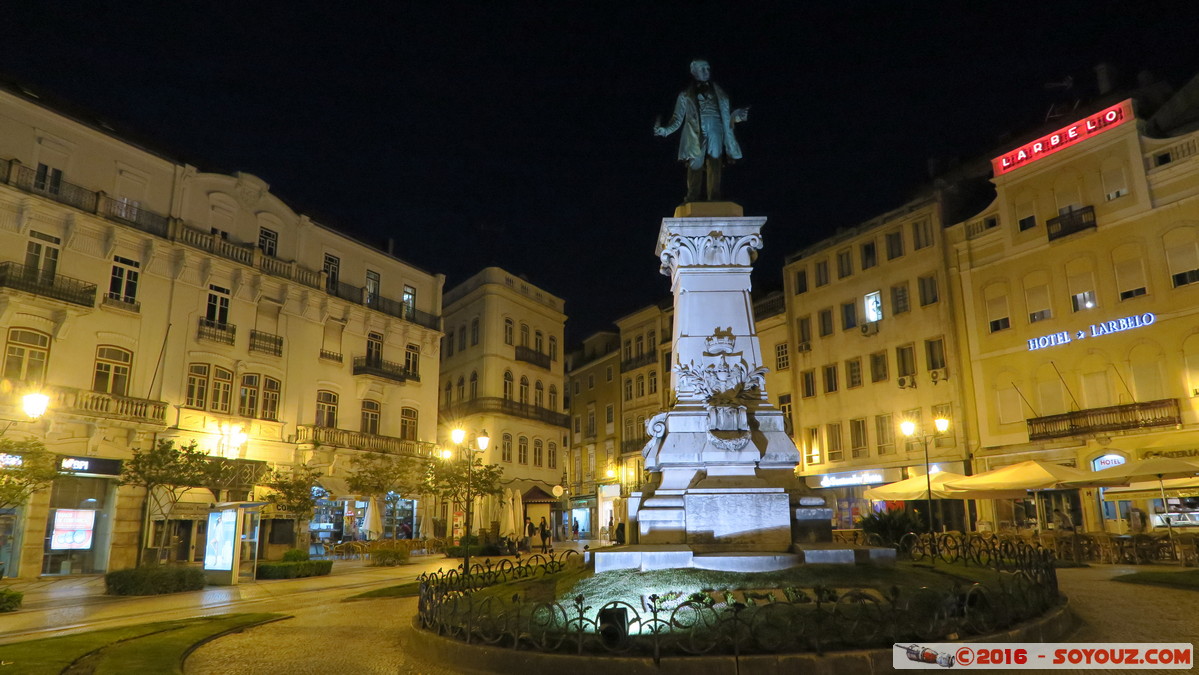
<box><xmin>50</xmin><ymin>509</ymin><xmax>96</xmax><ymax>550</ymax></box>
<box><xmin>203</xmin><ymin>509</ymin><xmax>238</xmax><ymax>571</ymax></box>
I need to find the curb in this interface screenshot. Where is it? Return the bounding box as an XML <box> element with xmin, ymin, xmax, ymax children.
<box><xmin>406</xmin><ymin>600</ymin><xmax>1078</xmax><ymax>674</ymax></box>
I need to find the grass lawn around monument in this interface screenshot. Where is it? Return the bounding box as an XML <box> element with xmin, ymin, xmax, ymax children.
<box><xmin>0</xmin><ymin>613</ymin><xmax>285</xmax><ymax>675</ymax></box>
<box><xmin>1112</xmin><ymin>569</ymin><xmax>1199</xmax><ymax>591</ymax></box>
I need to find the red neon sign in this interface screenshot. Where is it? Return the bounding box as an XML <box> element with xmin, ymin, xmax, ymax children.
<box><xmin>992</xmin><ymin>99</ymin><xmax>1134</xmax><ymax>175</ymax></box>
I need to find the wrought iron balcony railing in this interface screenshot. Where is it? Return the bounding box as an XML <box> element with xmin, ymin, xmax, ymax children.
<box><xmin>443</xmin><ymin>397</ymin><xmax>570</xmax><ymax>428</ymax></box>
<box><xmin>14</xmin><ymin>164</ymin><xmax>98</xmax><ymax>212</ymax></box>
<box><xmin>197</xmin><ymin>317</ymin><xmax>236</xmax><ymax>345</ymax></box>
<box><xmin>97</xmin><ymin>195</ymin><xmax>169</xmax><ymax>237</ymax></box>
<box><xmin>0</xmin><ymin>261</ymin><xmax>97</xmax><ymax>307</ymax></box>
<box><xmin>1027</xmin><ymin>398</ymin><xmax>1181</xmax><ymax>441</ymax></box>
<box><xmin>621</xmin><ymin>437</ymin><xmax>646</xmax><ymax>455</ymax></box>
<box><xmin>620</xmin><ymin>351</ymin><xmax>658</xmax><ymax>373</ymax></box>
<box><xmin>319</xmin><ymin>349</ymin><xmax>343</xmax><ymax>363</ymax></box>
<box><xmin>248</xmin><ymin>329</ymin><xmax>284</xmax><ymax>356</ymax></box>
<box><xmin>515</xmin><ymin>345</ymin><xmax>552</xmax><ymax>369</ymax></box>
<box><xmin>294</xmin><ymin>424</ymin><xmax>437</xmax><ymax>459</ymax></box>
<box><xmin>352</xmin><ymin>355</ymin><xmax>420</xmax><ymax>383</ymax></box>
<box><xmin>1046</xmin><ymin>205</ymin><xmax>1096</xmax><ymax>242</ymax></box>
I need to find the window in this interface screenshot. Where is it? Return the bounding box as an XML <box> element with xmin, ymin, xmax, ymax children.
<box><xmin>211</xmin><ymin>367</ymin><xmax>233</xmax><ymax>413</ymax></box>
<box><xmin>4</xmin><ymin>328</ymin><xmax>50</xmax><ymax>383</ymax></box>
<box><xmin>444</xmin><ymin>382</ymin><xmax>452</xmax><ymax>405</ymax></box>
<box><xmin>367</xmin><ymin>332</ymin><xmax>384</xmax><ymax>364</ymax></box>
<box><xmin>860</xmin><ymin>242</ymin><xmax>877</xmax><ymax>270</ymax></box>
<box><xmin>891</xmin><ymin>283</ymin><xmax>910</xmax><ymax>315</ymax></box>
<box><xmin>605</xmin><ymin>403</ymin><xmax>614</xmax><ymax>425</ymax></box>
<box><xmin>903</xmin><ymin>408</ymin><xmax>923</xmax><ymax>452</ymax></box>
<box><xmin>108</xmin><ymin>256</ymin><xmax>140</xmax><ymax>306</ymax></box>
<box><xmin>535</xmin><ymin>380</ymin><xmax>545</xmax><ymax>408</ymax></box>
<box><xmin>805</xmin><ymin>427</ymin><xmax>821</xmax><ymax>465</ymax></box>
<box><xmin>258</xmin><ymin>227</ymin><xmax>278</xmax><ymax>256</ymax></box>
<box><xmin>606</xmin><ymin>365</ymin><xmax>614</xmax><ymax>382</ymax></box>
<box><xmin>875</xmin><ymin>414</ymin><xmax>894</xmax><ymax>454</ymax></box>
<box><xmin>458</xmin><ymin>325</ymin><xmax>466</xmax><ymax>351</ymax></box>
<box><xmin>238</xmin><ymin>374</ymin><xmax>260</xmax><ymax>417</ymax></box>
<box><xmin>1026</xmin><ymin>282</ymin><xmax>1052</xmax><ymax>323</ymax></box>
<box><xmin>925</xmin><ymin>338</ymin><xmax>946</xmax><ymax>370</ymax></box>
<box><xmin>573</xmin><ymin>415</ymin><xmax>581</xmax><ymax>434</ymax></box>
<box><xmin>519</xmin><ymin>376</ymin><xmax>529</xmax><ymax>404</ymax></box>
<box><xmin>520</xmin><ymin>323</ymin><xmax>530</xmax><ymax>347</ymax></box>
<box><xmin>535</xmin><ymin>331</ymin><xmax>544</xmax><ymax>353</ymax></box>
<box><xmin>469</xmin><ymin>371</ymin><xmax>478</xmax><ymax>399</ymax></box>
<box><xmin>801</xmin><ymin>370</ymin><xmax>816</xmax><ymax>398</ymax></box>
<box><xmin>518</xmin><ymin>436</ymin><xmax>529</xmax><ymax>464</ymax></box>
<box><xmin>503</xmin><ymin>371</ymin><xmax>514</xmax><ymax>399</ymax></box>
<box><xmin>261</xmin><ymin>377</ymin><xmax>280</xmax><ymax>420</ymax></box>
<box><xmin>918</xmin><ymin>275</ymin><xmax>939</xmax><ymax>306</ymax></box>
<box><xmin>827</xmin><ymin>423</ymin><xmax>844</xmax><ymax>462</ymax></box>
<box><xmin>794</xmin><ymin>269</ymin><xmax>808</xmax><ymax>294</ymax></box>
<box><xmin>405</xmin><ymin>344</ymin><xmax>420</xmax><ymax>375</ymax></box>
<box><xmin>814</xmin><ymin>260</ymin><xmax>829</xmax><ymax>286</ymax></box>
<box><xmin>549</xmin><ymin>336</ymin><xmax>558</xmax><ymax>360</ymax></box>
<box><xmin>502</xmin><ymin>434</ymin><xmax>513</xmax><ymax>462</ymax></box>
<box><xmin>932</xmin><ymin>403</ymin><xmax>954</xmax><ymax>448</ymax></box>
<box><xmin>885</xmin><ymin>230</ymin><xmax>904</xmax><ymax>260</ymax></box>
<box><xmin>822</xmin><ymin>364</ymin><xmax>838</xmax><ymax>393</ymax></box>
<box><xmin>636</xmin><ymin>375</ymin><xmax>646</xmax><ymax>398</ymax></box>
<box><xmin>323</xmin><ymin>254</ymin><xmax>340</xmax><ymax>292</ymax></box>
<box><xmin>778</xmin><ymin>394</ymin><xmax>793</xmax><ymax>435</ymax></box>
<box><xmin>850</xmin><ymin>418</ymin><xmax>868</xmax><ymax>458</ymax></box>
<box><xmin>364</xmin><ymin>270</ymin><xmax>380</xmax><ymax>306</ymax></box>
<box><xmin>797</xmin><ymin>316</ymin><xmax>812</xmax><ymax>344</ymax></box>
<box><xmin>206</xmin><ymin>284</ymin><xmax>231</xmax><ymax>326</ymax></box>
<box><xmin>93</xmin><ymin>346</ymin><xmax>131</xmax><ymax>396</ymax></box>
<box><xmin>400</xmin><ymin>407</ymin><xmax>418</xmax><ymax>440</ymax></box>
<box><xmin>587</xmin><ymin>374</ymin><xmax>595</xmax><ymax>390</ymax></box>
<box><xmin>648</xmin><ymin>369</ymin><xmax>658</xmax><ymax>394</ymax></box>
<box><xmin>836</xmin><ymin>249</ymin><xmax>852</xmax><ymax>278</ymax></box>
<box><xmin>456</xmin><ymin>376</ymin><xmax>465</xmax><ymax>401</ymax></box>
<box><xmin>586</xmin><ymin>407</ymin><xmax>596</xmax><ymax>437</ymax></box>
<box><xmin>471</xmin><ymin>318</ymin><xmax>480</xmax><ymax>345</ymax></box>
<box><xmin>840</xmin><ymin>301</ymin><xmax>857</xmax><ymax>330</ymax></box>
<box><xmin>864</xmin><ymin>290</ymin><xmax>883</xmax><ymax>322</ymax></box>
<box><xmin>573</xmin><ymin>380</ymin><xmax>580</xmax><ymax>395</ymax></box>
<box><xmin>361</xmin><ymin>400</ymin><xmax>381</xmax><ymax>435</ymax></box>
<box><xmin>896</xmin><ymin>345</ymin><xmax>916</xmax><ymax>377</ymax></box>
<box><xmin>33</xmin><ymin>163</ymin><xmax>63</xmax><ymax>194</ymax></box>
<box><xmin>635</xmin><ymin>335</ymin><xmax>645</xmax><ymax>356</ymax></box>
<box><xmin>775</xmin><ymin>343</ymin><xmax>790</xmax><ymax>370</ymax></box>
<box><xmin>623</xmin><ymin>340</ymin><xmax>632</xmax><ymax>360</ymax></box>
<box><xmin>1115</xmin><ymin>251</ymin><xmax>1148</xmax><ymax>300</ymax></box>
<box><xmin>987</xmin><ymin>294</ymin><xmax>1011</xmax><ymax>333</ymax></box>
<box><xmin>648</xmin><ymin>330</ymin><xmax>657</xmax><ymax>347</ymax></box>
<box><xmin>26</xmin><ymin>230</ymin><xmax>60</xmax><ymax>280</ymax></box>
<box><xmin>186</xmin><ymin>364</ymin><xmax>209</xmax><ymax>407</ymax></box>
<box><xmin>912</xmin><ymin>219</ymin><xmax>933</xmax><ymax>250</ymax></box>
<box><xmin>624</xmin><ymin>378</ymin><xmax>633</xmax><ymax>401</ymax></box>
<box><xmin>818</xmin><ymin>308</ymin><xmax>834</xmax><ymax>337</ymax></box>
<box><xmin>445</xmin><ymin>330</ymin><xmax>454</xmax><ymax>357</ymax></box>
<box><xmin>504</xmin><ymin>319</ymin><xmax>514</xmax><ymax>345</ymax></box>
<box><xmin>402</xmin><ymin>286</ymin><xmax>416</xmax><ymax>319</ymax></box>
<box><xmin>534</xmin><ymin>439</ymin><xmax>544</xmax><ymax>467</ymax></box>
<box><xmin>870</xmin><ymin>351</ymin><xmax>888</xmax><ymax>383</ymax></box>
<box><xmin>1103</xmin><ymin>166</ymin><xmax>1128</xmax><ymax>201</ymax></box>
<box><xmin>846</xmin><ymin>358</ymin><xmax>862</xmax><ymax>388</ymax></box>
<box><xmin>548</xmin><ymin>442</ymin><xmax>558</xmax><ymax>469</ymax></box>
<box><xmin>1165</xmin><ymin>230</ymin><xmax>1199</xmax><ymax>288</ymax></box>
<box><xmin>548</xmin><ymin>384</ymin><xmax>557</xmax><ymax>410</ymax></box>
<box><xmin>624</xmin><ymin>418</ymin><xmax>635</xmax><ymax>439</ymax></box>
<box><xmin>1016</xmin><ymin>201</ymin><xmax>1037</xmax><ymax>231</ymax></box>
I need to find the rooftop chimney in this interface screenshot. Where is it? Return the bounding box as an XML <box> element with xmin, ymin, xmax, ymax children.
<box><xmin>1095</xmin><ymin>62</ymin><xmax>1115</xmax><ymax>95</ymax></box>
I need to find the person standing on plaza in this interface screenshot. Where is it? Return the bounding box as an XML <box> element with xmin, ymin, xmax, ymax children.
<box><xmin>523</xmin><ymin>516</ymin><xmax>535</xmax><ymax>551</ymax></box>
<box><xmin>572</xmin><ymin>518</ymin><xmax>579</xmax><ymax>540</ymax></box>
<box><xmin>538</xmin><ymin>516</ymin><xmax>550</xmax><ymax>554</ymax></box>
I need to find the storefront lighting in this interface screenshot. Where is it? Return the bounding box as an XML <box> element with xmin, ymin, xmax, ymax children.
<box><xmin>218</xmin><ymin>423</ymin><xmax>248</xmax><ymax>458</ymax></box>
<box><xmin>22</xmin><ymin>392</ymin><xmax>50</xmax><ymax>419</ymax></box>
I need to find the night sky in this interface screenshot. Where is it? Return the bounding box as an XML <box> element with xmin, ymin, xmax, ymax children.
<box><xmin>5</xmin><ymin>2</ymin><xmax>1199</xmax><ymax>342</ymax></box>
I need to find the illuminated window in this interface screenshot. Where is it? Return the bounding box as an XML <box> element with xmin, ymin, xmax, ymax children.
<box><xmin>316</xmin><ymin>391</ymin><xmax>338</xmax><ymax>428</ymax></box>
<box><xmin>211</xmin><ymin>367</ymin><xmax>233</xmax><ymax>413</ymax></box>
<box><xmin>864</xmin><ymin>291</ymin><xmax>883</xmax><ymax>322</ymax></box>
<box><xmin>92</xmin><ymin>346</ymin><xmax>131</xmax><ymax>396</ymax></box>
<box><xmin>400</xmin><ymin>407</ymin><xmax>418</xmax><ymax>440</ymax></box>
<box><xmin>186</xmin><ymin>364</ymin><xmax>209</xmax><ymax>408</ymax></box>
<box><xmin>238</xmin><ymin>374</ymin><xmax>260</xmax><ymax>417</ymax></box>
<box><xmin>805</xmin><ymin>427</ymin><xmax>821</xmax><ymax>465</ymax></box>
<box><xmin>402</xmin><ymin>286</ymin><xmax>416</xmax><ymax>319</ymax></box>
<box><xmin>502</xmin><ymin>434</ymin><xmax>513</xmax><ymax>462</ymax></box>
<box><xmin>361</xmin><ymin>399</ymin><xmax>381</xmax><ymax>435</ymax></box>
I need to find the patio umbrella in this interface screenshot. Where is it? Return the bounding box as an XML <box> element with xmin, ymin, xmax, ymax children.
<box><xmin>863</xmin><ymin>471</ymin><xmax>1027</xmax><ymax>501</ymax></box>
<box><xmin>1103</xmin><ymin>476</ymin><xmax>1199</xmax><ymax>501</ymax></box>
<box><xmin>946</xmin><ymin>460</ymin><xmax>1093</xmax><ymax>532</ymax></box>
<box><xmin>499</xmin><ymin>488</ymin><xmax>516</xmax><ymax>539</ymax></box>
<box><xmin>363</xmin><ymin>496</ymin><xmax>384</xmax><ymax>540</ymax></box>
<box><xmin>1066</xmin><ymin>457</ymin><xmax>1199</xmax><ymax>538</ymax></box>
<box><xmin>417</xmin><ymin>499</ymin><xmax>432</xmax><ymax>539</ymax></box>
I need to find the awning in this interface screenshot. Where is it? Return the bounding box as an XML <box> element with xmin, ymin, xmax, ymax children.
<box><xmin>522</xmin><ymin>485</ymin><xmax>558</xmax><ymax>503</ymax></box>
<box><xmin>1103</xmin><ymin>477</ymin><xmax>1199</xmax><ymax>501</ymax></box>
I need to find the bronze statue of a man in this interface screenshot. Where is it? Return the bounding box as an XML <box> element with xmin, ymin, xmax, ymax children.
<box><xmin>654</xmin><ymin>59</ymin><xmax>749</xmax><ymax>203</ymax></box>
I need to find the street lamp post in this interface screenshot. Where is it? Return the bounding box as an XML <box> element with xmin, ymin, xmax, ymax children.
<box><xmin>901</xmin><ymin>417</ymin><xmax>950</xmax><ymax>566</ymax></box>
<box><xmin>449</xmin><ymin>427</ymin><xmax>489</xmax><ymax>575</ymax></box>
<box><xmin>1</xmin><ymin>391</ymin><xmax>50</xmax><ymax>436</ymax></box>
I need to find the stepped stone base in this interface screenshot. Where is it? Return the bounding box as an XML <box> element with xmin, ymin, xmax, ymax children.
<box><xmin>792</xmin><ymin>543</ymin><xmax>897</xmax><ymax>566</ymax></box>
<box><xmin>594</xmin><ymin>545</ymin><xmax>800</xmax><ymax>573</ymax></box>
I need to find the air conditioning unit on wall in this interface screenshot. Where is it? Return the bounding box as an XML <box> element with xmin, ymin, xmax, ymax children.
<box><xmin>930</xmin><ymin>368</ymin><xmax>949</xmax><ymax>383</ymax></box>
<box><xmin>797</xmin><ymin>341</ymin><xmax>811</xmax><ymax>353</ymax></box>
<box><xmin>897</xmin><ymin>375</ymin><xmax>917</xmax><ymax>389</ymax></box>
<box><xmin>860</xmin><ymin>322</ymin><xmax>879</xmax><ymax>336</ymax></box>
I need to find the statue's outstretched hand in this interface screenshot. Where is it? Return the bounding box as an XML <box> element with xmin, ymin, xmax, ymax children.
<box><xmin>732</xmin><ymin>106</ymin><xmax>750</xmax><ymax>123</ymax></box>
<box><xmin>653</xmin><ymin>115</ymin><xmax>668</xmax><ymax>136</ymax></box>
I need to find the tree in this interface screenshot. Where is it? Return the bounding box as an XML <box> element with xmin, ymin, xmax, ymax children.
<box><xmin>121</xmin><ymin>439</ymin><xmax>210</xmax><ymax>564</ymax></box>
<box><xmin>346</xmin><ymin>452</ymin><xmax>419</xmax><ymax>539</ymax></box>
<box><xmin>424</xmin><ymin>455</ymin><xmax>503</xmax><ymax>561</ymax></box>
<box><xmin>263</xmin><ymin>464</ymin><xmax>322</xmax><ymax>550</ymax></box>
<box><xmin>0</xmin><ymin>438</ymin><xmax>61</xmax><ymax>512</ymax></box>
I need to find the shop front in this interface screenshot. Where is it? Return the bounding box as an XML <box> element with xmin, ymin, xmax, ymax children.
<box><xmin>804</xmin><ymin>467</ymin><xmax>903</xmax><ymax>530</ymax></box>
<box><xmin>41</xmin><ymin>455</ymin><xmax>122</xmax><ymax>576</ymax></box>
<box><xmin>568</xmin><ymin>495</ymin><xmax>595</xmax><ymax>539</ymax></box>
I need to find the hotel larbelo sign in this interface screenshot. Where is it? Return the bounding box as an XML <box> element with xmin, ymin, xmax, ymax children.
<box><xmin>1027</xmin><ymin>312</ymin><xmax>1155</xmax><ymax>352</ymax></box>
<box><xmin>992</xmin><ymin>99</ymin><xmax>1133</xmax><ymax>175</ymax></box>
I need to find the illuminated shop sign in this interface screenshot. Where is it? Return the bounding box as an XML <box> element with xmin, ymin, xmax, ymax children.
<box><xmin>56</xmin><ymin>455</ymin><xmax>122</xmax><ymax>476</ymax></box>
<box><xmin>50</xmin><ymin>509</ymin><xmax>96</xmax><ymax>550</ymax></box>
<box><xmin>1091</xmin><ymin>454</ymin><xmax>1126</xmax><ymax>471</ymax></box>
<box><xmin>0</xmin><ymin>453</ymin><xmax>23</xmax><ymax>468</ymax></box>
<box><xmin>819</xmin><ymin>470</ymin><xmax>885</xmax><ymax>488</ymax></box>
<box><xmin>992</xmin><ymin>99</ymin><xmax>1133</xmax><ymax>175</ymax></box>
<box><xmin>1027</xmin><ymin>312</ymin><xmax>1155</xmax><ymax>352</ymax></box>
<box><xmin>1142</xmin><ymin>448</ymin><xmax>1199</xmax><ymax>460</ymax></box>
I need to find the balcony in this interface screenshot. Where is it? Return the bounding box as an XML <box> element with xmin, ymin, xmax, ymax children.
<box><xmin>1027</xmin><ymin>398</ymin><xmax>1181</xmax><ymax>441</ymax></box>
<box><xmin>248</xmin><ymin>329</ymin><xmax>284</xmax><ymax>357</ymax></box>
<box><xmin>443</xmin><ymin>397</ymin><xmax>570</xmax><ymax>428</ymax></box>
<box><xmin>620</xmin><ymin>352</ymin><xmax>657</xmax><ymax>373</ymax></box>
<box><xmin>0</xmin><ymin>261</ymin><xmax>97</xmax><ymax>307</ymax></box>
<box><xmin>1046</xmin><ymin>205</ymin><xmax>1096</xmax><ymax>242</ymax></box>
<box><xmin>295</xmin><ymin>425</ymin><xmax>436</xmax><ymax>459</ymax></box>
<box><xmin>352</xmin><ymin>356</ymin><xmax>420</xmax><ymax>383</ymax></box>
<box><xmin>515</xmin><ymin>345</ymin><xmax>552</xmax><ymax>369</ymax></box>
<box><xmin>98</xmin><ymin>195</ymin><xmax>169</xmax><ymax>238</ymax></box>
<box><xmin>42</xmin><ymin>386</ymin><xmax>168</xmax><ymax>426</ymax></box>
<box><xmin>197</xmin><ymin>318</ymin><xmax>236</xmax><ymax>345</ymax></box>
<box><xmin>621</xmin><ymin>437</ymin><xmax>646</xmax><ymax>455</ymax></box>
<box><xmin>101</xmin><ymin>292</ymin><xmax>140</xmax><ymax>313</ymax></box>
<box><xmin>319</xmin><ymin>349</ymin><xmax>343</xmax><ymax>363</ymax></box>
<box><xmin>13</xmin><ymin>164</ymin><xmax>98</xmax><ymax>213</ymax></box>
<box><xmin>326</xmin><ymin>280</ymin><xmax>440</xmax><ymax>330</ymax></box>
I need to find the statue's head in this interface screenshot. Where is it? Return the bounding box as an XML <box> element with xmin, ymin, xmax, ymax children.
<box><xmin>689</xmin><ymin>59</ymin><xmax>711</xmax><ymax>83</ymax></box>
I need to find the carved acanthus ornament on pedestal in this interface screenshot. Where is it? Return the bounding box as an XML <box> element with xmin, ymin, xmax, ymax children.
<box><xmin>658</xmin><ymin>229</ymin><xmax>762</xmax><ymax>277</ymax></box>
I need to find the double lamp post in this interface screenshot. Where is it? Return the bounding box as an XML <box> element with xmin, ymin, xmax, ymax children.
<box><xmin>900</xmin><ymin>416</ymin><xmax>950</xmax><ymax>566</ymax></box>
<box><xmin>442</xmin><ymin>427</ymin><xmax>489</xmax><ymax>574</ymax></box>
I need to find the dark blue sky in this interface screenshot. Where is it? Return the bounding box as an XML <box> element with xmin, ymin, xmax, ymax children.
<box><xmin>5</xmin><ymin>2</ymin><xmax>1199</xmax><ymax>340</ymax></box>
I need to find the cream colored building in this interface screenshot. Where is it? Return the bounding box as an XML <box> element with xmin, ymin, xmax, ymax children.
<box><xmin>564</xmin><ymin>331</ymin><xmax>621</xmax><ymax>538</ymax></box>
<box><xmin>951</xmin><ymin>87</ymin><xmax>1199</xmax><ymax>533</ymax></box>
<box><xmin>439</xmin><ymin>268</ymin><xmax>568</xmax><ymax>538</ymax></box>
<box><xmin>0</xmin><ymin>83</ymin><xmax>443</xmax><ymax>578</ymax></box>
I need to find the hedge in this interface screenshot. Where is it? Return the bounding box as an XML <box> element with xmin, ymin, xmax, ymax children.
<box><xmin>370</xmin><ymin>549</ymin><xmax>410</xmax><ymax>566</ymax></box>
<box><xmin>0</xmin><ymin>587</ymin><xmax>23</xmax><ymax>612</ymax></box>
<box><xmin>282</xmin><ymin>549</ymin><xmax>310</xmax><ymax>562</ymax></box>
<box><xmin>105</xmin><ymin>566</ymin><xmax>206</xmax><ymax>596</ymax></box>
<box><xmin>256</xmin><ymin>559</ymin><xmax>333</xmax><ymax>579</ymax></box>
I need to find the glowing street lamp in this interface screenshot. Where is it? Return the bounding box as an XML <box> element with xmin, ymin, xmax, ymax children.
<box><xmin>901</xmin><ymin>417</ymin><xmax>950</xmax><ymax>565</ymax></box>
<box><xmin>1</xmin><ymin>391</ymin><xmax>50</xmax><ymax>436</ymax></box>
<box><xmin>450</xmin><ymin>427</ymin><xmax>489</xmax><ymax>574</ymax></box>
<box><xmin>219</xmin><ymin>422</ymin><xmax>248</xmax><ymax>459</ymax></box>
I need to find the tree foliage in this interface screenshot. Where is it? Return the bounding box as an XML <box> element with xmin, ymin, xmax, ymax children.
<box><xmin>423</xmin><ymin>455</ymin><xmax>504</xmax><ymax>511</ymax></box>
<box><xmin>263</xmin><ymin>464</ymin><xmax>322</xmax><ymax>549</ymax></box>
<box><xmin>0</xmin><ymin>437</ymin><xmax>61</xmax><ymax>511</ymax></box>
<box><xmin>120</xmin><ymin>439</ymin><xmax>211</xmax><ymax>560</ymax></box>
<box><xmin>347</xmin><ymin>452</ymin><xmax>420</xmax><ymax>538</ymax></box>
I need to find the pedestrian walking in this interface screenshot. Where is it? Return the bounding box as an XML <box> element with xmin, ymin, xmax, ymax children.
<box><xmin>538</xmin><ymin>516</ymin><xmax>550</xmax><ymax>554</ymax></box>
<box><xmin>523</xmin><ymin>517</ymin><xmax>536</xmax><ymax>551</ymax></box>
<box><xmin>572</xmin><ymin>519</ymin><xmax>580</xmax><ymax>540</ymax></box>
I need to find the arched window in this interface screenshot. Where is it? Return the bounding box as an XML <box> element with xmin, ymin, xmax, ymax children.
<box><xmin>636</xmin><ymin>374</ymin><xmax>646</xmax><ymax>397</ymax></box>
<box><xmin>648</xmin><ymin>369</ymin><xmax>658</xmax><ymax>395</ymax></box>
<box><xmin>548</xmin><ymin>442</ymin><xmax>558</xmax><ymax>469</ymax></box>
<box><xmin>502</xmin><ymin>433</ymin><xmax>513</xmax><ymax>462</ymax></box>
<box><xmin>5</xmin><ymin>328</ymin><xmax>50</xmax><ymax>383</ymax></box>
<box><xmin>400</xmin><ymin>407</ymin><xmax>418</xmax><ymax>440</ymax></box>
<box><xmin>470</xmin><ymin>317</ymin><xmax>480</xmax><ymax>345</ymax></box>
<box><xmin>316</xmin><ymin>390</ymin><xmax>338</xmax><ymax>428</ymax></box>
<box><xmin>211</xmin><ymin>367</ymin><xmax>233</xmax><ymax>413</ymax></box>
<box><xmin>458</xmin><ymin>324</ymin><xmax>467</xmax><ymax>351</ymax></box>
<box><xmin>361</xmin><ymin>399</ymin><xmax>381</xmax><ymax>435</ymax></box>
<box><xmin>549</xmin><ymin>385</ymin><xmax>558</xmax><ymax>410</ymax></box>
<box><xmin>534</xmin><ymin>380</ymin><xmax>544</xmax><ymax>408</ymax></box>
<box><xmin>518</xmin><ymin>436</ymin><xmax>529</xmax><ymax>464</ymax></box>
<box><xmin>503</xmin><ymin>371</ymin><xmax>514</xmax><ymax>399</ymax></box>
<box><xmin>519</xmin><ymin>376</ymin><xmax>529</xmax><ymax>405</ymax></box>
<box><xmin>549</xmin><ymin>336</ymin><xmax>558</xmax><ymax>361</ymax></box>
<box><xmin>535</xmin><ymin>331</ymin><xmax>544</xmax><ymax>353</ymax></box>
<box><xmin>520</xmin><ymin>323</ymin><xmax>530</xmax><ymax>347</ymax></box>
<box><xmin>504</xmin><ymin>319</ymin><xmax>514</xmax><ymax>345</ymax></box>
<box><xmin>444</xmin><ymin>381</ymin><xmax>452</xmax><ymax>406</ymax></box>
<box><xmin>456</xmin><ymin>376</ymin><xmax>465</xmax><ymax>401</ymax></box>
<box><xmin>624</xmin><ymin>378</ymin><xmax>633</xmax><ymax>401</ymax></box>
<box><xmin>469</xmin><ymin>371</ymin><xmax>478</xmax><ymax>399</ymax></box>
<box><xmin>534</xmin><ymin>439</ymin><xmax>544</xmax><ymax>467</ymax></box>
<box><xmin>93</xmin><ymin>345</ymin><xmax>132</xmax><ymax>396</ymax></box>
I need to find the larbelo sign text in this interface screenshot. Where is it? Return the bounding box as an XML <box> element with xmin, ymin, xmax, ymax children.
<box><xmin>992</xmin><ymin>99</ymin><xmax>1133</xmax><ymax>175</ymax></box>
<box><xmin>1027</xmin><ymin>312</ymin><xmax>1155</xmax><ymax>352</ymax></box>
<box><xmin>819</xmin><ymin>470</ymin><xmax>885</xmax><ymax>488</ymax></box>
